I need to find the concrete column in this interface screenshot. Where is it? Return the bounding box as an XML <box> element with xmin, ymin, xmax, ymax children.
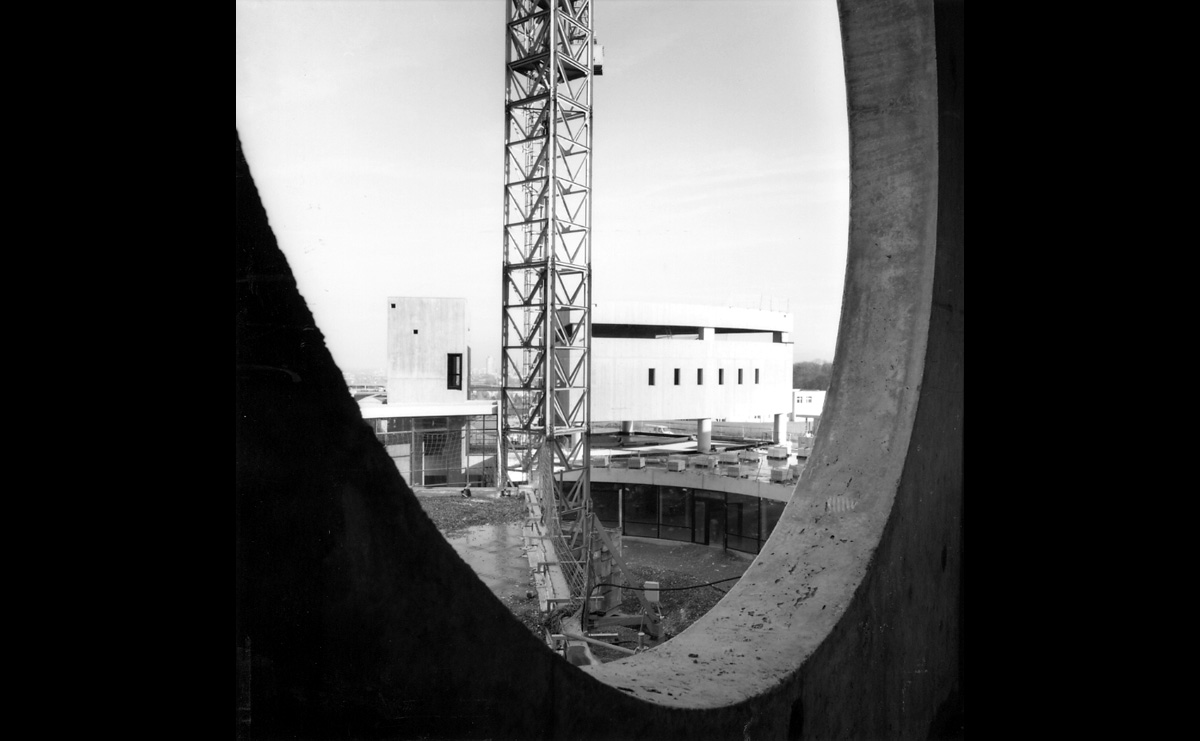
<box><xmin>621</xmin><ymin>421</ymin><xmax>634</xmax><ymax>434</ymax></box>
<box><xmin>696</xmin><ymin>418</ymin><xmax>712</xmax><ymax>453</ymax></box>
<box><xmin>773</xmin><ymin>413</ymin><xmax>786</xmax><ymax>445</ymax></box>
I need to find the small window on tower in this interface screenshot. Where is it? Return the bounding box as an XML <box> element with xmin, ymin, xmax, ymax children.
<box><xmin>447</xmin><ymin>353</ymin><xmax>463</xmax><ymax>390</ymax></box>
<box><xmin>648</xmin><ymin>368</ymin><xmax>656</xmax><ymax>386</ymax></box>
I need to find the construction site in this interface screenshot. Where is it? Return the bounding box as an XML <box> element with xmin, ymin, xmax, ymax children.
<box><xmin>493</xmin><ymin>0</ymin><xmax>806</xmax><ymax>663</ymax></box>
<box><xmin>332</xmin><ymin>0</ymin><xmax>816</xmax><ymax>666</ymax></box>
<box><xmin>235</xmin><ymin>0</ymin><xmax>963</xmax><ymax>737</ymax></box>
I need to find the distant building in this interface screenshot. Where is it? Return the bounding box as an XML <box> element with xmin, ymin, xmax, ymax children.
<box><xmin>386</xmin><ymin>297</ymin><xmax>469</xmax><ymax>405</ymax></box>
<box><xmin>370</xmin><ymin>297</ymin><xmax>798</xmax><ymax>490</ymax></box>
<box><xmin>370</xmin><ymin>297</ymin><xmax>498</xmax><ymax>488</ymax></box>
<box><xmin>590</xmin><ymin>300</ymin><xmax>793</xmax><ymax>448</ymax></box>
<box><xmin>564</xmin><ymin>301</ymin><xmax>799</xmax><ymax>556</ymax></box>
<box><xmin>790</xmin><ymin>389</ymin><xmax>826</xmax><ymax>434</ymax></box>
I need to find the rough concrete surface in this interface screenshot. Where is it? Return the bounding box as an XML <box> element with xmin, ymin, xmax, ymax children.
<box><xmin>235</xmin><ymin>0</ymin><xmax>963</xmax><ymax>738</ymax></box>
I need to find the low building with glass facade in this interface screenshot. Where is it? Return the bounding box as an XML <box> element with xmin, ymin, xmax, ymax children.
<box><xmin>564</xmin><ymin>453</ymin><xmax>799</xmax><ymax>555</ymax></box>
<box><xmin>368</xmin><ymin>297</ymin><xmax>500</xmax><ymax>487</ymax></box>
<box><xmin>361</xmin><ymin>401</ymin><xmax>499</xmax><ymax>487</ymax></box>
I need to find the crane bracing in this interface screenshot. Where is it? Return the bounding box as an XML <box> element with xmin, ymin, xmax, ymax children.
<box><xmin>502</xmin><ymin>0</ymin><xmax>660</xmax><ymax>648</ymax></box>
<box><xmin>501</xmin><ymin>0</ymin><xmax>597</xmax><ymax>610</ymax></box>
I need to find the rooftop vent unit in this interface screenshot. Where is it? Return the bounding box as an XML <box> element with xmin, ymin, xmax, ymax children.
<box><xmin>667</xmin><ymin>459</ymin><xmax>686</xmax><ymax>472</ymax></box>
<box><xmin>718</xmin><ymin>452</ymin><xmax>740</xmax><ymax>465</ymax></box>
<box><xmin>627</xmin><ymin>457</ymin><xmax>645</xmax><ymax>469</ymax></box>
<box><xmin>770</xmin><ymin>467</ymin><xmax>789</xmax><ymax>482</ymax></box>
<box><xmin>590</xmin><ymin>455</ymin><xmax>610</xmax><ymax>468</ymax></box>
<box><xmin>767</xmin><ymin>445</ymin><xmax>791</xmax><ymax>459</ymax></box>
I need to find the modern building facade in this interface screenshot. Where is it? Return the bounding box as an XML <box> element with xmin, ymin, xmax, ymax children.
<box><xmin>590</xmin><ymin>300</ymin><xmax>794</xmax><ymax>448</ymax></box>
<box><xmin>593</xmin><ymin>482</ymin><xmax>786</xmax><ymax>556</ymax></box>
<box><xmin>790</xmin><ymin>389</ymin><xmax>827</xmax><ymax>434</ymax></box>
<box><xmin>372</xmin><ymin>297</ymin><xmax>499</xmax><ymax>487</ymax></box>
<box><xmin>568</xmin><ymin>455</ymin><xmax>799</xmax><ymax>556</ymax></box>
<box><xmin>373</xmin><ymin>297</ymin><xmax>798</xmax><ymax>511</ymax></box>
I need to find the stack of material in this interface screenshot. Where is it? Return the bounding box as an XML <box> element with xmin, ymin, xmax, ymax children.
<box><xmin>521</xmin><ymin>488</ymin><xmax>573</xmax><ymax>614</ymax></box>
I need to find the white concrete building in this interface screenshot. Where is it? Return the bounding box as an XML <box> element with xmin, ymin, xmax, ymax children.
<box><xmin>590</xmin><ymin>300</ymin><xmax>794</xmax><ymax>448</ymax></box>
<box><xmin>790</xmin><ymin>389</ymin><xmax>827</xmax><ymax>434</ymax></box>
<box><xmin>386</xmin><ymin>296</ymin><xmax>469</xmax><ymax>405</ymax></box>
<box><xmin>374</xmin><ymin>297</ymin><xmax>796</xmax><ymax>488</ymax></box>
<box><xmin>376</xmin><ymin>297</ymin><xmax>498</xmax><ymax>487</ymax></box>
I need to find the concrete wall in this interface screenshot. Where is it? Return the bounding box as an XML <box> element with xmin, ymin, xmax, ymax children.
<box><xmin>386</xmin><ymin>297</ymin><xmax>468</xmax><ymax>405</ymax></box>
<box><xmin>235</xmin><ymin>0</ymin><xmax>962</xmax><ymax>737</ymax></box>
<box><xmin>592</xmin><ymin>335</ymin><xmax>792</xmax><ymax>422</ymax></box>
<box><xmin>591</xmin><ymin>300</ymin><xmax>793</xmax><ymax>422</ymax></box>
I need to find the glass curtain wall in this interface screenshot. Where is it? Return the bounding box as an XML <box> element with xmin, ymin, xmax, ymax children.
<box><xmin>373</xmin><ymin>415</ymin><xmax>497</xmax><ymax>487</ymax></box>
<box><xmin>591</xmin><ymin>482</ymin><xmax>621</xmax><ymax>527</ymax></box>
<box><xmin>659</xmin><ymin>486</ymin><xmax>692</xmax><ymax>542</ymax></box>
<box><xmin>587</xmin><ymin>481</ymin><xmax>790</xmax><ymax>554</ymax></box>
<box><xmin>621</xmin><ymin>484</ymin><xmax>659</xmax><ymax>538</ymax></box>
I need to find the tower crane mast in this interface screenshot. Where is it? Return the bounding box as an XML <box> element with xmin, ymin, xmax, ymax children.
<box><xmin>500</xmin><ymin>0</ymin><xmax>598</xmax><ymax>608</ymax></box>
<box><xmin>500</xmin><ymin>1</ymin><xmax>659</xmax><ymax>644</ymax></box>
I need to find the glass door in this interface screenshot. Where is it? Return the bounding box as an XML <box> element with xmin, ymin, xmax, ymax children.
<box><xmin>692</xmin><ymin>500</ymin><xmax>708</xmax><ymax>545</ymax></box>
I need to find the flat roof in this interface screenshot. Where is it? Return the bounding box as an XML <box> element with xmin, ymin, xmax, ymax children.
<box><xmin>359</xmin><ymin>400</ymin><xmax>497</xmax><ymax>419</ymax></box>
<box><xmin>592</xmin><ymin>300</ymin><xmax>792</xmax><ymax>334</ymax></box>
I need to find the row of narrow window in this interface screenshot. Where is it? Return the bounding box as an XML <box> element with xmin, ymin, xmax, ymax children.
<box><xmin>648</xmin><ymin>368</ymin><xmax>759</xmax><ymax>386</ymax></box>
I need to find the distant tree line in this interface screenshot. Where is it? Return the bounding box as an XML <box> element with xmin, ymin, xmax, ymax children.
<box><xmin>793</xmin><ymin>361</ymin><xmax>832</xmax><ymax>390</ymax></box>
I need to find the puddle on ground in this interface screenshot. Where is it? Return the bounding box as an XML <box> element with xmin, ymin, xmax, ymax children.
<box><xmin>443</xmin><ymin>522</ymin><xmax>530</xmax><ymax>600</ymax></box>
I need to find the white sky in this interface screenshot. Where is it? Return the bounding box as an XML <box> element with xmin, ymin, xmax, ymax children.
<box><xmin>236</xmin><ymin>0</ymin><xmax>849</xmax><ymax>373</ymax></box>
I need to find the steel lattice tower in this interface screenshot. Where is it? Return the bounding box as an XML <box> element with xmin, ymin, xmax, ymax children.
<box><xmin>501</xmin><ymin>0</ymin><xmax>595</xmax><ymax>561</ymax></box>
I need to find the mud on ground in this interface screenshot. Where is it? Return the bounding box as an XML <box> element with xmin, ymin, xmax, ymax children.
<box><xmin>414</xmin><ymin>488</ymin><xmax>526</xmax><ymax>536</ymax></box>
<box><xmin>414</xmin><ymin>493</ymin><xmax>755</xmax><ymax>662</ymax></box>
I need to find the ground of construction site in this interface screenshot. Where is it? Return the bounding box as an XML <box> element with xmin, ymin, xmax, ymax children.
<box><xmin>416</xmin><ymin>487</ymin><xmax>753</xmax><ymax>662</ymax></box>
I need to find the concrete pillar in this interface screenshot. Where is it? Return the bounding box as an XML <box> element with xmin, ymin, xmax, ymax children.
<box><xmin>773</xmin><ymin>413</ymin><xmax>786</xmax><ymax>445</ymax></box>
<box><xmin>620</xmin><ymin>421</ymin><xmax>634</xmax><ymax>434</ymax></box>
<box><xmin>696</xmin><ymin>418</ymin><xmax>712</xmax><ymax>453</ymax></box>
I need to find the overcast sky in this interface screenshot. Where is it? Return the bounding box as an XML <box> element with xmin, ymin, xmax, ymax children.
<box><xmin>236</xmin><ymin>0</ymin><xmax>849</xmax><ymax>373</ymax></box>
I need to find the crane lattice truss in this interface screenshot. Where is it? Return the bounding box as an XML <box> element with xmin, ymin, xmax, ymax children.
<box><xmin>501</xmin><ymin>0</ymin><xmax>594</xmax><ymax>552</ymax></box>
